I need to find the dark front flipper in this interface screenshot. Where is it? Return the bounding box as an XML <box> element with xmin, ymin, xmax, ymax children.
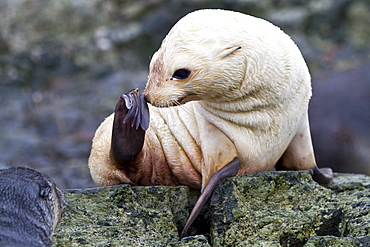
<box><xmin>312</xmin><ymin>166</ymin><xmax>333</xmax><ymax>184</ymax></box>
<box><xmin>180</xmin><ymin>157</ymin><xmax>240</xmax><ymax>239</ymax></box>
<box><xmin>110</xmin><ymin>89</ymin><xmax>150</xmax><ymax>170</ymax></box>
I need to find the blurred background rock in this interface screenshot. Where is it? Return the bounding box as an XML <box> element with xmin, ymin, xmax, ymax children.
<box><xmin>0</xmin><ymin>0</ymin><xmax>369</xmax><ymax>189</ymax></box>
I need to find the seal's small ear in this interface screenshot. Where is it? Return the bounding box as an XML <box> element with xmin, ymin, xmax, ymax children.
<box><xmin>219</xmin><ymin>46</ymin><xmax>241</xmax><ymax>58</ymax></box>
<box><xmin>39</xmin><ymin>185</ymin><xmax>51</xmax><ymax>200</ymax></box>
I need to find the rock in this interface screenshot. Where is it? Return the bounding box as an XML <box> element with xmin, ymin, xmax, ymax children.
<box><xmin>211</xmin><ymin>171</ymin><xmax>370</xmax><ymax>246</ymax></box>
<box><xmin>52</xmin><ymin>172</ymin><xmax>370</xmax><ymax>246</ymax></box>
<box><xmin>52</xmin><ymin>185</ymin><xmax>202</xmax><ymax>246</ymax></box>
<box><xmin>305</xmin><ymin>236</ymin><xmax>370</xmax><ymax>246</ymax></box>
<box><xmin>175</xmin><ymin>235</ymin><xmax>211</xmax><ymax>247</ymax></box>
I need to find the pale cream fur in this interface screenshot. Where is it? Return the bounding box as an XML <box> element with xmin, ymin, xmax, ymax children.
<box><xmin>89</xmin><ymin>9</ymin><xmax>316</xmax><ymax>190</ymax></box>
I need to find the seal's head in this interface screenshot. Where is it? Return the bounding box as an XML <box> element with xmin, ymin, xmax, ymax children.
<box><xmin>144</xmin><ymin>9</ymin><xmax>255</xmax><ymax>107</ymax></box>
<box><xmin>144</xmin><ymin>9</ymin><xmax>306</xmax><ymax>108</ymax></box>
<box><xmin>0</xmin><ymin>167</ymin><xmax>66</xmax><ymax>246</ymax></box>
<box><xmin>0</xmin><ymin>167</ymin><xmax>66</xmax><ymax>230</ymax></box>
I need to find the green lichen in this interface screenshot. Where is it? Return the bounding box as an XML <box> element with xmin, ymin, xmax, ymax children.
<box><xmin>52</xmin><ymin>185</ymin><xmax>192</xmax><ymax>246</ymax></box>
<box><xmin>52</xmin><ymin>172</ymin><xmax>370</xmax><ymax>246</ymax></box>
<box><xmin>304</xmin><ymin>236</ymin><xmax>365</xmax><ymax>246</ymax></box>
<box><xmin>175</xmin><ymin>235</ymin><xmax>211</xmax><ymax>247</ymax></box>
<box><xmin>210</xmin><ymin>171</ymin><xmax>370</xmax><ymax>247</ymax></box>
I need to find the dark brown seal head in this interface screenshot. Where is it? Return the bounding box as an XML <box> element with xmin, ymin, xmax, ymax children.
<box><xmin>0</xmin><ymin>167</ymin><xmax>66</xmax><ymax>247</ymax></box>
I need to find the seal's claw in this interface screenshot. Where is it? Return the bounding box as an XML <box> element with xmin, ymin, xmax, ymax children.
<box><xmin>110</xmin><ymin>89</ymin><xmax>150</xmax><ymax>167</ymax></box>
<box><xmin>139</xmin><ymin>93</ymin><xmax>150</xmax><ymax>130</ymax></box>
<box><xmin>121</xmin><ymin>89</ymin><xmax>150</xmax><ymax>130</ymax></box>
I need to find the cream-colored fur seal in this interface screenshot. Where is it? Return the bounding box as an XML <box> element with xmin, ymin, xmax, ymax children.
<box><xmin>89</xmin><ymin>9</ymin><xmax>331</xmax><ymax>191</ymax></box>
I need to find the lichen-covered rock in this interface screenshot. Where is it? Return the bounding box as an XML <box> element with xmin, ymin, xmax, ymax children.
<box><xmin>52</xmin><ymin>172</ymin><xmax>370</xmax><ymax>246</ymax></box>
<box><xmin>210</xmin><ymin>171</ymin><xmax>370</xmax><ymax>246</ymax></box>
<box><xmin>52</xmin><ymin>185</ymin><xmax>201</xmax><ymax>246</ymax></box>
<box><xmin>175</xmin><ymin>235</ymin><xmax>211</xmax><ymax>247</ymax></box>
<box><xmin>305</xmin><ymin>235</ymin><xmax>370</xmax><ymax>247</ymax></box>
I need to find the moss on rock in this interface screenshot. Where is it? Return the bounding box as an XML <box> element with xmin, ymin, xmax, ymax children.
<box><xmin>52</xmin><ymin>172</ymin><xmax>370</xmax><ymax>246</ymax></box>
<box><xmin>52</xmin><ymin>185</ymin><xmax>200</xmax><ymax>246</ymax></box>
<box><xmin>210</xmin><ymin>171</ymin><xmax>370</xmax><ymax>246</ymax></box>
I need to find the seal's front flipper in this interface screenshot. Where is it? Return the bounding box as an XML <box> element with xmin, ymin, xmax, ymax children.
<box><xmin>110</xmin><ymin>89</ymin><xmax>150</xmax><ymax>168</ymax></box>
<box><xmin>180</xmin><ymin>157</ymin><xmax>240</xmax><ymax>239</ymax></box>
<box><xmin>312</xmin><ymin>166</ymin><xmax>333</xmax><ymax>185</ymax></box>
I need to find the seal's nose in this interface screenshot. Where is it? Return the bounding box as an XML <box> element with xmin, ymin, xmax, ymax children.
<box><xmin>143</xmin><ymin>94</ymin><xmax>150</xmax><ymax>104</ymax></box>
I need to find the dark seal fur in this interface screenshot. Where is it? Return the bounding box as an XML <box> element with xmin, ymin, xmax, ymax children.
<box><xmin>0</xmin><ymin>167</ymin><xmax>66</xmax><ymax>247</ymax></box>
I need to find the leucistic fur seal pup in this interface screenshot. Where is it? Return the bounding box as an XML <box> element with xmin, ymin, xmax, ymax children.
<box><xmin>0</xmin><ymin>167</ymin><xmax>66</xmax><ymax>247</ymax></box>
<box><xmin>88</xmin><ymin>9</ymin><xmax>333</xmax><ymax>237</ymax></box>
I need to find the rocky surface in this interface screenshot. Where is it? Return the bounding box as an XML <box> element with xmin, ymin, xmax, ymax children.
<box><xmin>52</xmin><ymin>171</ymin><xmax>370</xmax><ymax>246</ymax></box>
<box><xmin>52</xmin><ymin>185</ymin><xmax>202</xmax><ymax>246</ymax></box>
<box><xmin>210</xmin><ymin>172</ymin><xmax>370</xmax><ymax>246</ymax></box>
<box><xmin>0</xmin><ymin>0</ymin><xmax>369</xmax><ymax>189</ymax></box>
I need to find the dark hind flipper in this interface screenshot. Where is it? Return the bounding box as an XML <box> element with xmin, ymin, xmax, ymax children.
<box><xmin>312</xmin><ymin>166</ymin><xmax>333</xmax><ymax>185</ymax></box>
<box><xmin>110</xmin><ymin>89</ymin><xmax>150</xmax><ymax>169</ymax></box>
<box><xmin>180</xmin><ymin>157</ymin><xmax>240</xmax><ymax>239</ymax></box>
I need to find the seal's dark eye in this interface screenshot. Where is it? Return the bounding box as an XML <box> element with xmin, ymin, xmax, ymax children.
<box><xmin>172</xmin><ymin>68</ymin><xmax>191</xmax><ymax>80</ymax></box>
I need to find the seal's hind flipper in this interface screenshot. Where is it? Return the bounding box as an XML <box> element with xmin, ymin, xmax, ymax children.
<box><xmin>110</xmin><ymin>89</ymin><xmax>150</xmax><ymax>167</ymax></box>
<box><xmin>312</xmin><ymin>166</ymin><xmax>333</xmax><ymax>184</ymax></box>
<box><xmin>180</xmin><ymin>157</ymin><xmax>240</xmax><ymax>239</ymax></box>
